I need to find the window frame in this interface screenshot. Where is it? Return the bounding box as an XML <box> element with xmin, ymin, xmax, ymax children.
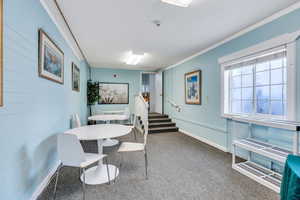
<box><xmin>219</xmin><ymin>32</ymin><xmax>298</xmax><ymax>121</ymax></box>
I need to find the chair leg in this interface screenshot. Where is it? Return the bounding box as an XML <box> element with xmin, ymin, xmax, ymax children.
<box><xmin>114</xmin><ymin>152</ymin><xmax>122</xmax><ymax>183</ymax></box>
<box><xmin>82</xmin><ymin>168</ymin><xmax>86</xmax><ymax>200</ymax></box>
<box><xmin>105</xmin><ymin>157</ymin><xmax>111</xmax><ymax>185</ymax></box>
<box><xmin>53</xmin><ymin>164</ymin><xmax>62</xmax><ymax>200</ymax></box>
<box><xmin>133</xmin><ymin>128</ymin><xmax>137</xmax><ymax>141</ymax></box>
<box><xmin>144</xmin><ymin>149</ymin><xmax>148</xmax><ymax>180</ymax></box>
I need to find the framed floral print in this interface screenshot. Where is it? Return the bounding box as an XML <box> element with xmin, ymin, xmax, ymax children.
<box><xmin>98</xmin><ymin>83</ymin><xmax>129</xmax><ymax>104</ymax></box>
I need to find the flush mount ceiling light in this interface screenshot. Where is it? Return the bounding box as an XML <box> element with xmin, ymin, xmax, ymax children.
<box><xmin>161</xmin><ymin>0</ymin><xmax>193</xmax><ymax>7</ymax></box>
<box><xmin>125</xmin><ymin>51</ymin><xmax>145</xmax><ymax>65</ymax></box>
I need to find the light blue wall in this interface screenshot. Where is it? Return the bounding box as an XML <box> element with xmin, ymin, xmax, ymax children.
<box><xmin>0</xmin><ymin>0</ymin><xmax>89</xmax><ymax>199</ymax></box>
<box><xmin>164</xmin><ymin>8</ymin><xmax>300</xmax><ymax>171</ymax></box>
<box><xmin>91</xmin><ymin>68</ymin><xmax>141</xmax><ymax>113</ymax></box>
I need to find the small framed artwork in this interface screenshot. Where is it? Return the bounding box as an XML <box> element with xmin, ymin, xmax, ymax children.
<box><xmin>72</xmin><ymin>63</ymin><xmax>80</xmax><ymax>92</ymax></box>
<box><xmin>99</xmin><ymin>82</ymin><xmax>129</xmax><ymax>104</ymax></box>
<box><xmin>185</xmin><ymin>70</ymin><xmax>202</xmax><ymax>105</ymax></box>
<box><xmin>0</xmin><ymin>0</ymin><xmax>2</xmax><ymax>107</ymax></box>
<box><xmin>38</xmin><ymin>29</ymin><xmax>64</xmax><ymax>84</ymax></box>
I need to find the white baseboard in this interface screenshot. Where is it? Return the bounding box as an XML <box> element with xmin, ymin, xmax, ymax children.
<box><xmin>179</xmin><ymin>129</ymin><xmax>228</xmax><ymax>152</ymax></box>
<box><xmin>30</xmin><ymin>161</ymin><xmax>61</xmax><ymax>200</ymax></box>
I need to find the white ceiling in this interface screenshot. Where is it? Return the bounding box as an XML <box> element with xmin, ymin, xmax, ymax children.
<box><xmin>56</xmin><ymin>0</ymin><xmax>299</xmax><ymax>70</ymax></box>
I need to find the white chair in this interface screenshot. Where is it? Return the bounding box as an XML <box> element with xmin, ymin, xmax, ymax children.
<box><xmin>53</xmin><ymin>134</ymin><xmax>110</xmax><ymax>200</ymax></box>
<box><xmin>115</xmin><ymin>113</ymin><xmax>149</xmax><ymax>180</ymax></box>
<box><xmin>121</xmin><ymin>107</ymin><xmax>132</xmax><ymax>125</ymax></box>
<box><xmin>124</xmin><ymin>107</ymin><xmax>130</xmax><ymax>119</ymax></box>
<box><xmin>73</xmin><ymin>114</ymin><xmax>81</xmax><ymax>128</ymax></box>
<box><xmin>130</xmin><ymin>113</ymin><xmax>144</xmax><ymax>141</ymax></box>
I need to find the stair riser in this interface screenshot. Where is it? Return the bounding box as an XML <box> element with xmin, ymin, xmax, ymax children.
<box><xmin>149</xmin><ymin>123</ymin><xmax>176</xmax><ymax>128</ymax></box>
<box><xmin>149</xmin><ymin>128</ymin><xmax>179</xmax><ymax>134</ymax></box>
<box><xmin>149</xmin><ymin>119</ymin><xmax>171</xmax><ymax>123</ymax></box>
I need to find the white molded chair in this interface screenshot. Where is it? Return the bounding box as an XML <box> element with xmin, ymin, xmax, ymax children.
<box><xmin>53</xmin><ymin>134</ymin><xmax>110</xmax><ymax>200</ymax></box>
<box><xmin>115</xmin><ymin>114</ymin><xmax>149</xmax><ymax>180</ymax></box>
<box><xmin>73</xmin><ymin>114</ymin><xmax>81</xmax><ymax>128</ymax></box>
<box><xmin>122</xmin><ymin>106</ymin><xmax>132</xmax><ymax>126</ymax></box>
<box><xmin>124</xmin><ymin>107</ymin><xmax>130</xmax><ymax>120</ymax></box>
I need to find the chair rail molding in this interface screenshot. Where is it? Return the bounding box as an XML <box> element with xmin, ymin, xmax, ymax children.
<box><xmin>39</xmin><ymin>0</ymin><xmax>84</xmax><ymax>61</ymax></box>
<box><xmin>173</xmin><ymin>116</ymin><xmax>227</xmax><ymax>134</ymax></box>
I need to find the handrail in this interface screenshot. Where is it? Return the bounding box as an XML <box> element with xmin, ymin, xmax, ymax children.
<box><xmin>134</xmin><ymin>93</ymin><xmax>149</xmax><ymax>109</ymax></box>
<box><xmin>167</xmin><ymin>99</ymin><xmax>182</xmax><ymax>112</ymax></box>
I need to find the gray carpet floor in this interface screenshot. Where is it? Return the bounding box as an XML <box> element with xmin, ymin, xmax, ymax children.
<box><xmin>38</xmin><ymin>132</ymin><xmax>279</xmax><ymax>200</ymax></box>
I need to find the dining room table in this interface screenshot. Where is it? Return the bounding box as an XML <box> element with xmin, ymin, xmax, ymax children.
<box><xmin>88</xmin><ymin>114</ymin><xmax>130</xmax><ymax>147</ymax></box>
<box><xmin>64</xmin><ymin>124</ymin><xmax>132</xmax><ymax>185</ymax></box>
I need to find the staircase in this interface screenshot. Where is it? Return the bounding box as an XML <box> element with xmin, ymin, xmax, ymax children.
<box><xmin>148</xmin><ymin>113</ymin><xmax>178</xmax><ymax>134</ymax></box>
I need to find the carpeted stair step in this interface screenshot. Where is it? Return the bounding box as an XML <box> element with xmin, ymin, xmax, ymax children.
<box><xmin>149</xmin><ymin>118</ymin><xmax>172</xmax><ymax>123</ymax></box>
<box><xmin>149</xmin><ymin>126</ymin><xmax>179</xmax><ymax>134</ymax></box>
<box><xmin>148</xmin><ymin>114</ymin><xmax>169</xmax><ymax>119</ymax></box>
<box><xmin>149</xmin><ymin>122</ymin><xmax>176</xmax><ymax>128</ymax></box>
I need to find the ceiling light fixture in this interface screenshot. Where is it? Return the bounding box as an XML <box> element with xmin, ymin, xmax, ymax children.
<box><xmin>161</xmin><ymin>0</ymin><xmax>193</xmax><ymax>7</ymax></box>
<box><xmin>125</xmin><ymin>51</ymin><xmax>145</xmax><ymax>65</ymax></box>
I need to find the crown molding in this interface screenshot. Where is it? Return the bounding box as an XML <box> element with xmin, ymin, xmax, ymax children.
<box><xmin>40</xmin><ymin>0</ymin><xmax>84</xmax><ymax>61</ymax></box>
<box><xmin>164</xmin><ymin>1</ymin><xmax>300</xmax><ymax>71</ymax></box>
<box><xmin>219</xmin><ymin>30</ymin><xmax>300</xmax><ymax>65</ymax></box>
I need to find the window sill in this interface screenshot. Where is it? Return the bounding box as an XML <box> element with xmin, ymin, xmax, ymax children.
<box><xmin>221</xmin><ymin>113</ymin><xmax>300</xmax><ymax>131</ymax></box>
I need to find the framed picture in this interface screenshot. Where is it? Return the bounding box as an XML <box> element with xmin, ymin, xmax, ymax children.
<box><xmin>185</xmin><ymin>70</ymin><xmax>202</xmax><ymax>105</ymax></box>
<box><xmin>38</xmin><ymin>29</ymin><xmax>64</xmax><ymax>84</ymax></box>
<box><xmin>0</xmin><ymin>0</ymin><xmax>2</xmax><ymax>107</ymax></box>
<box><xmin>99</xmin><ymin>82</ymin><xmax>129</xmax><ymax>104</ymax></box>
<box><xmin>72</xmin><ymin>63</ymin><xmax>80</xmax><ymax>92</ymax></box>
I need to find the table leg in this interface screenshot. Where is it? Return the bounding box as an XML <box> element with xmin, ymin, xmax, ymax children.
<box><xmin>80</xmin><ymin>139</ymin><xmax>119</xmax><ymax>185</ymax></box>
<box><xmin>103</xmin><ymin>120</ymin><xmax>119</xmax><ymax>147</ymax></box>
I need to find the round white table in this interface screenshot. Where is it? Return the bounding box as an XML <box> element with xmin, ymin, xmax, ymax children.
<box><xmin>65</xmin><ymin>124</ymin><xmax>132</xmax><ymax>185</ymax></box>
<box><xmin>102</xmin><ymin>110</ymin><xmax>124</xmax><ymax>114</ymax></box>
<box><xmin>88</xmin><ymin>114</ymin><xmax>129</xmax><ymax>147</ymax></box>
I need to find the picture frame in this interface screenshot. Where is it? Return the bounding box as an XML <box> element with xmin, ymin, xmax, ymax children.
<box><xmin>38</xmin><ymin>29</ymin><xmax>64</xmax><ymax>84</ymax></box>
<box><xmin>185</xmin><ymin>70</ymin><xmax>202</xmax><ymax>105</ymax></box>
<box><xmin>72</xmin><ymin>63</ymin><xmax>80</xmax><ymax>92</ymax></box>
<box><xmin>0</xmin><ymin>0</ymin><xmax>3</xmax><ymax>107</ymax></box>
<box><xmin>98</xmin><ymin>82</ymin><xmax>129</xmax><ymax>104</ymax></box>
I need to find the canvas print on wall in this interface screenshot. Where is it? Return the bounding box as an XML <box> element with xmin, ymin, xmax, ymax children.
<box><xmin>38</xmin><ymin>29</ymin><xmax>64</xmax><ymax>84</ymax></box>
<box><xmin>99</xmin><ymin>83</ymin><xmax>129</xmax><ymax>104</ymax></box>
<box><xmin>185</xmin><ymin>70</ymin><xmax>201</xmax><ymax>105</ymax></box>
<box><xmin>0</xmin><ymin>0</ymin><xmax>2</xmax><ymax>107</ymax></box>
<box><xmin>72</xmin><ymin>63</ymin><xmax>80</xmax><ymax>92</ymax></box>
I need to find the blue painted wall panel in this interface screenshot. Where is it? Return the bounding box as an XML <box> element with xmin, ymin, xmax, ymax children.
<box><xmin>90</xmin><ymin>68</ymin><xmax>141</xmax><ymax>113</ymax></box>
<box><xmin>0</xmin><ymin>0</ymin><xmax>89</xmax><ymax>199</ymax></box>
<box><xmin>164</xmin><ymin>8</ymin><xmax>300</xmax><ymax>165</ymax></box>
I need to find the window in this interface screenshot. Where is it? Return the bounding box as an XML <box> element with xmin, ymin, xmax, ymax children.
<box><xmin>219</xmin><ymin>32</ymin><xmax>298</xmax><ymax>121</ymax></box>
<box><xmin>229</xmin><ymin>49</ymin><xmax>286</xmax><ymax>117</ymax></box>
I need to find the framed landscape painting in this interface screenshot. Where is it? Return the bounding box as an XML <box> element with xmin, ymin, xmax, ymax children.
<box><xmin>72</xmin><ymin>63</ymin><xmax>80</xmax><ymax>92</ymax></box>
<box><xmin>99</xmin><ymin>83</ymin><xmax>129</xmax><ymax>104</ymax></box>
<box><xmin>185</xmin><ymin>70</ymin><xmax>201</xmax><ymax>105</ymax></box>
<box><xmin>0</xmin><ymin>0</ymin><xmax>2</xmax><ymax>107</ymax></box>
<box><xmin>38</xmin><ymin>29</ymin><xmax>64</xmax><ymax>84</ymax></box>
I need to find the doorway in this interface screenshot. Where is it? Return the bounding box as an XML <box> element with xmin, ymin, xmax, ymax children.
<box><xmin>140</xmin><ymin>72</ymin><xmax>163</xmax><ymax>114</ymax></box>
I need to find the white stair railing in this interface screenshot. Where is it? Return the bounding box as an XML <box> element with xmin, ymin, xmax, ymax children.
<box><xmin>134</xmin><ymin>94</ymin><xmax>149</xmax><ymax>134</ymax></box>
